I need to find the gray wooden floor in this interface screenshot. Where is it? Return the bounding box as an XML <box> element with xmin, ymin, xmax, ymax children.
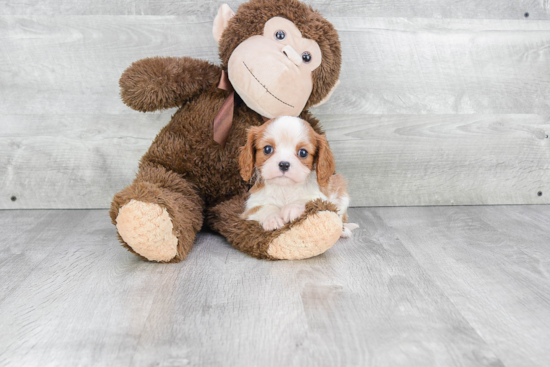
<box><xmin>0</xmin><ymin>206</ymin><xmax>549</xmax><ymax>367</ymax></box>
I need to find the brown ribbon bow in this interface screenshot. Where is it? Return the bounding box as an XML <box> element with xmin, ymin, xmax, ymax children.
<box><xmin>213</xmin><ymin>70</ymin><xmax>235</xmax><ymax>147</ymax></box>
<box><xmin>213</xmin><ymin>70</ymin><xmax>270</xmax><ymax>147</ymax></box>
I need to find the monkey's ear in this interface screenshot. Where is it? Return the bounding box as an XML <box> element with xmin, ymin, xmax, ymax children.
<box><xmin>311</xmin><ymin>80</ymin><xmax>340</xmax><ymax>108</ymax></box>
<box><xmin>213</xmin><ymin>4</ymin><xmax>236</xmax><ymax>44</ymax></box>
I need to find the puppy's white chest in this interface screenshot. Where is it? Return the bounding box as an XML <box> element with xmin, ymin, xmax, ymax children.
<box><xmin>247</xmin><ymin>177</ymin><xmax>326</xmax><ymax>210</ymax></box>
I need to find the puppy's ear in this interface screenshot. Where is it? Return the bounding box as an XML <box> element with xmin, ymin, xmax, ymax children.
<box><xmin>315</xmin><ymin>133</ymin><xmax>336</xmax><ymax>187</ymax></box>
<box><xmin>239</xmin><ymin>126</ymin><xmax>260</xmax><ymax>181</ymax></box>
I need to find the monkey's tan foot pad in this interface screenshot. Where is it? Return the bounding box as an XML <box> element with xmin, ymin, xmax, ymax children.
<box><xmin>266</xmin><ymin>210</ymin><xmax>342</xmax><ymax>260</ymax></box>
<box><xmin>116</xmin><ymin>199</ymin><xmax>178</xmax><ymax>262</ymax></box>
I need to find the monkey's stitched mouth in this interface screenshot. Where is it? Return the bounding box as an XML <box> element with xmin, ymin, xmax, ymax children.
<box><xmin>242</xmin><ymin>62</ymin><xmax>294</xmax><ymax>108</ymax></box>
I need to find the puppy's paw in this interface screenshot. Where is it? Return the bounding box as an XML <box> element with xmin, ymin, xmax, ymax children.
<box><xmin>340</xmin><ymin>223</ymin><xmax>359</xmax><ymax>238</ymax></box>
<box><xmin>340</xmin><ymin>227</ymin><xmax>353</xmax><ymax>238</ymax></box>
<box><xmin>261</xmin><ymin>213</ymin><xmax>285</xmax><ymax>231</ymax></box>
<box><xmin>280</xmin><ymin>203</ymin><xmax>306</xmax><ymax>223</ymax></box>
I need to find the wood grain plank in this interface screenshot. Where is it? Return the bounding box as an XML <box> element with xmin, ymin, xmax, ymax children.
<box><xmin>374</xmin><ymin>205</ymin><xmax>550</xmax><ymax>367</ymax></box>
<box><xmin>0</xmin><ymin>208</ymin><xmax>505</xmax><ymax>366</ymax></box>
<box><xmin>1</xmin><ymin>16</ymin><xmax>550</xmax><ymax>115</ymax></box>
<box><xmin>1</xmin><ymin>0</ymin><xmax>548</xmax><ymax>20</ymax></box>
<box><xmin>0</xmin><ymin>210</ymin><xmax>186</xmax><ymax>367</ymax></box>
<box><xmin>0</xmin><ymin>210</ymin><xmax>85</xmax><ymax>301</ymax></box>
<box><xmin>2</xmin><ymin>16</ymin><xmax>550</xmax><ymax>208</ymax></box>
<box><xmin>0</xmin><ymin>114</ymin><xmax>166</xmax><ymax>209</ymax></box>
<box><xmin>130</xmin><ymin>208</ymin><xmax>503</xmax><ymax>367</ymax></box>
<box><xmin>0</xmin><ymin>16</ymin><xmax>216</xmax><ymax>115</ymax></box>
<box><xmin>320</xmin><ymin>17</ymin><xmax>550</xmax><ymax>116</ymax></box>
<box><xmin>2</xmin><ymin>114</ymin><xmax>548</xmax><ymax>208</ymax></box>
<box><xmin>327</xmin><ymin>114</ymin><xmax>550</xmax><ymax>206</ymax></box>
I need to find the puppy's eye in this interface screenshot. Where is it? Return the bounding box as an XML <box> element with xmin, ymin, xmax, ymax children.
<box><xmin>263</xmin><ymin>145</ymin><xmax>274</xmax><ymax>155</ymax></box>
<box><xmin>275</xmin><ymin>30</ymin><xmax>286</xmax><ymax>40</ymax></box>
<box><xmin>298</xmin><ymin>149</ymin><xmax>308</xmax><ymax>158</ymax></box>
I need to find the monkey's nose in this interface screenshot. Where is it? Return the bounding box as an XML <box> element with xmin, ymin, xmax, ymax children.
<box><xmin>282</xmin><ymin>45</ymin><xmax>302</xmax><ymax>66</ymax></box>
<box><xmin>279</xmin><ymin>161</ymin><xmax>290</xmax><ymax>172</ymax></box>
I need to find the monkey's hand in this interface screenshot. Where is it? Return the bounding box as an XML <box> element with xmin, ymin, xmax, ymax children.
<box><xmin>119</xmin><ymin>57</ymin><xmax>221</xmax><ymax>112</ymax></box>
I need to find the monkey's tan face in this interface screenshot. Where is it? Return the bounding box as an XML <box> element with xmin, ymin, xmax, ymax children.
<box><xmin>228</xmin><ymin>17</ymin><xmax>322</xmax><ymax>118</ymax></box>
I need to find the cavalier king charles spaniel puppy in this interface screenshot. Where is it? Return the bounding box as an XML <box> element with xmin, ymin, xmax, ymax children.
<box><xmin>238</xmin><ymin>116</ymin><xmax>358</xmax><ymax>237</ymax></box>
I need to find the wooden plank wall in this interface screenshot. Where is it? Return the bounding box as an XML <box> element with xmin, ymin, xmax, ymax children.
<box><xmin>1</xmin><ymin>1</ymin><xmax>549</xmax><ymax>209</ymax></box>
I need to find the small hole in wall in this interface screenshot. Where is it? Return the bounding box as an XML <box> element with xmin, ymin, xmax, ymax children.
<box><xmin>538</xmin><ymin>191</ymin><xmax>543</xmax><ymax>197</ymax></box>
<box><xmin>10</xmin><ymin>196</ymin><xmax>17</xmax><ymax>202</ymax></box>
<box><xmin>524</xmin><ymin>12</ymin><xmax>530</xmax><ymax>18</ymax></box>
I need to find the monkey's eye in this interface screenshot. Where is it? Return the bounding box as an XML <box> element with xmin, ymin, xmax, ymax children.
<box><xmin>298</xmin><ymin>149</ymin><xmax>308</xmax><ymax>158</ymax></box>
<box><xmin>302</xmin><ymin>52</ymin><xmax>312</xmax><ymax>63</ymax></box>
<box><xmin>264</xmin><ymin>146</ymin><xmax>274</xmax><ymax>155</ymax></box>
<box><xmin>275</xmin><ymin>30</ymin><xmax>286</xmax><ymax>41</ymax></box>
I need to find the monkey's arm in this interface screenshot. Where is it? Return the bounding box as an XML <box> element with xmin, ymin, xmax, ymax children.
<box><xmin>119</xmin><ymin>56</ymin><xmax>222</xmax><ymax>112</ymax></box>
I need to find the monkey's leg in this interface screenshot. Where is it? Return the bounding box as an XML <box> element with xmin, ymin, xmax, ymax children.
<box><xmin>206</xmin><ymin>195</ymin><xmax>342</xmax><ymax>260</ymax></box>
<box><xmin>110</xmin><ymin>164</ymin><xmax>204</xmax><ymax>263</ymax></box>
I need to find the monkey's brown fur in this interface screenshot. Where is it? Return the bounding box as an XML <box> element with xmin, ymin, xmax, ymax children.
<box><xmin>110</xmin><ymin>0</ymin><xmax>342</xmax><ymax>262</ymax></box>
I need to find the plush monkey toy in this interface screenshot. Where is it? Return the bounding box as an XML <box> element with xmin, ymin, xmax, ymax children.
<box><xmin>110</xmin><ymin>0</ymin><xmax>343</xmax><ymax>262</ymax></box>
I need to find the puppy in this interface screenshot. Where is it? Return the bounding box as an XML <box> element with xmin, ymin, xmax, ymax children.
<box><xmin>238</xmin><ymin>116</ymin><xmax>358</xmax><ymax>237</ymax></box>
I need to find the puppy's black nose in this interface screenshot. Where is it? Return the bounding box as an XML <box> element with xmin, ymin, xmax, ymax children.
<box><xmin>279</xmin><ymin>161</ymin><xmax>290</xmax><ymax>172</ymax></box>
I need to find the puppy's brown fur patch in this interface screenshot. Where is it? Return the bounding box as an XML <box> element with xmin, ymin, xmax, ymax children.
<box><xmin>320</xmin><ymin>174</ymin><xmax>348</xmax><ymax>199</ymax></box>
<box><xmin>241</xmin><ymin>205</ymin><xmax>263</xmax><ymax>219</ymax></box>
<box><xmin>314</xmin><ymin>133</ymin><xmax>336</xmax><ymax>187</ymax></box>
<box><xmin>296</xmin><ymin>121</ymin><xmax>316</xmax><ymax>169</ymax></box>
<box><xmin>249</xmin><ymin>180</ymin><xmax>265</xmax><ymax>194</ymax></box>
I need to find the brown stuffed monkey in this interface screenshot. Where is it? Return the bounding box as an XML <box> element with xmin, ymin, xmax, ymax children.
<box><xmin>110</xmin><ymin>0</ymin><xmax>343</xmax><ymax>262</ymax></box>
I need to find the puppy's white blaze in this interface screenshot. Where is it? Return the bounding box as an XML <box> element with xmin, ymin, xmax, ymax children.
<box><xmin>260</xmin><ymin>116</ymin><xmax>312</xmax><ymax>184</ymax></box>
<box><xmin>264</xmin><ymin>116</ymin><xmax>307</xmax><ymax>138</ymax></box>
